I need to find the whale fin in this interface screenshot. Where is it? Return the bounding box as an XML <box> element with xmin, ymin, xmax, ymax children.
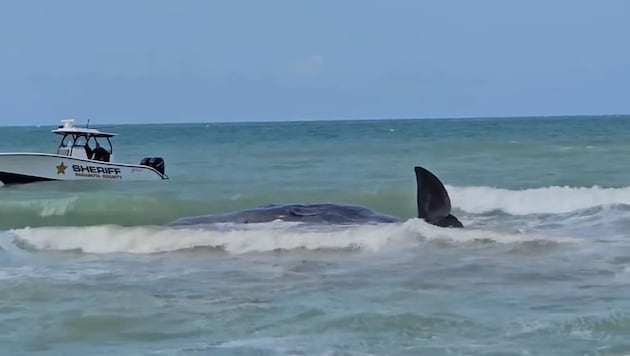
<box><xmin>414</xmin><ymin>166</ymin><xmax>463</xmax><ymax>228</ymax></box>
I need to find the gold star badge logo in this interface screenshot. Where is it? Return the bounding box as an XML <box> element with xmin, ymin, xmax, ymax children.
<box><xmin>56</xmin><ymin>162</ymin><xmax>67</xmax><ymax>174</ymax></box>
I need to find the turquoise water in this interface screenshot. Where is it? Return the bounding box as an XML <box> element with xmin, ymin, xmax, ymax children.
<box><xmin>2</xmin><ymin>116</ymin><xmax>630</xmax><ymax>354</ymax></box>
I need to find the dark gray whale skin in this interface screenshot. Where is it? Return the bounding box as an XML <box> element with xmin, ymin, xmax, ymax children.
<box><xmin>167</xmin><ymin>166</ymin><xmax>463</xmax><ymax>229</ymax></box>
<box><xmin>167</xmin><ymin>202</ymin><xmax>401</xmax><ymax>226</ymax></box>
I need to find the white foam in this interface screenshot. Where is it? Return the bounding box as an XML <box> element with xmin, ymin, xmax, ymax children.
<box><xmin>9</xmin><ymin>219</ymin><xmax>577</xmax><ymax>255</ymax></box>
<box><xmin>448</xmin><ymin>185</ymin><xmax>630</xmax><ymax>215</ymax></box>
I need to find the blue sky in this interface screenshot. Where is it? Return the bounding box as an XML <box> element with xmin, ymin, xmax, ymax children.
<box><xmin>1</xmin><ymin>0</ymin><xmax>629</xmax><ymax>125</ymax></box>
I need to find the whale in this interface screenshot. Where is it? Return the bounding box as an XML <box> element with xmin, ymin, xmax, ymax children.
<box><xmin>167</xmin><ymin>166</ymin><xmax>463</xmax><ymax>228</ymax></box>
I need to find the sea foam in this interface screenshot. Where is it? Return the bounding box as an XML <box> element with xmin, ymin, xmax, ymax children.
<box><xmin>448</xmin><ymin>185</ymin><xmax>630</xmax><ymax>215</ymax></box>
<box><xmin>9</xmin><ymin>219</ymin><xmax>576</xmax><ymax>255</ymax></box>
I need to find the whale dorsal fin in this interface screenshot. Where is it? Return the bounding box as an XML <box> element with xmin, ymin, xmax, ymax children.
<box><xmin>414</xmin><ymin>166</ymin><xmax>463</xmax><ymax>228</ymax></box>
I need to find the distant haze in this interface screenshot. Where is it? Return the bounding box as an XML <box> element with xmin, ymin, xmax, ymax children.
<box><xmin>1</xmin><ymin>0</ymin><xmax>629</xmax><ymax>126</ymax></box>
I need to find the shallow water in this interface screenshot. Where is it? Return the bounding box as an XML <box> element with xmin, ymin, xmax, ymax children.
<box><xmin>2</xmin><ymin>116</ymin><xmax>630</xmax><ymax>355</ymax></box>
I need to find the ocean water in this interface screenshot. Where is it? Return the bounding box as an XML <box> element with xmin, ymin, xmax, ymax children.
<box><xmin>2</xmin><ymin>116</ymin><xmax>630</xmax><ymax>355</ymax></box>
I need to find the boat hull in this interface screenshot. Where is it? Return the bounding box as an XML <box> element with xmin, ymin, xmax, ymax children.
<box><xmin>0</xmin><ymin>153</ymin><xmax>168</xmax><ymax>184</ymax></box>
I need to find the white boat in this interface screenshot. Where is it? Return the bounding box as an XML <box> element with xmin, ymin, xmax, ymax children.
<box><xmin>0</xmin><ymin>119</ymin><xmax>169</xmax><ymax>185</ymax></box>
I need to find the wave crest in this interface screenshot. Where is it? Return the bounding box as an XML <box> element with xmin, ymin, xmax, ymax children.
<box><xmin>8</xmin><ymin>220</ymin><xmax>576</xmax><ymax>255</ymax></box>
<box><xmin>449</xmin><ymin>185</ymin><xmax>630</xmax><ymax>215</ymax></box>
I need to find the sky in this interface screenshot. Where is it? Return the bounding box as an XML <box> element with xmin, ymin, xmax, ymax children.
<box><xmin>1</xmin><ymin>0</ymin><xmax>629</xmax><ymax>126</ymax></box>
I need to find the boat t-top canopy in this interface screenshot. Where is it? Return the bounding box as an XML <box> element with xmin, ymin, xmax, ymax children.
<box><xmin>51</xmin><ymin>119</ymin><xmax>117</xmax><ymax>138</ymax></box>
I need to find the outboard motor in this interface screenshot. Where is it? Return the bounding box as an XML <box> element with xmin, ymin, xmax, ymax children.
<box><xmin>140</xmin><ymin>157</ymin><xmax>165</xmax><ymax>175</ymax></box>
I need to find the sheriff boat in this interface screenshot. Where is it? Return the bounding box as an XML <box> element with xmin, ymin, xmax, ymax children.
<box><xmin>0</xmin><ymin>119</ymin><xmax>169</xmax><ymax>185</ymax></box>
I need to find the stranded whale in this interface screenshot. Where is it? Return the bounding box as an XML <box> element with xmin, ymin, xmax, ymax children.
<box><xmin>167</xmin><ymin>166</ymin><xmax>463</xmax><ymax>228</ymax></box>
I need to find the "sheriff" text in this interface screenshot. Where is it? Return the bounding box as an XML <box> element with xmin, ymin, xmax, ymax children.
<box><xmin>72</xmin><ymin>165</ymin><xmax>122</xmax><ymax>175</ymax></box>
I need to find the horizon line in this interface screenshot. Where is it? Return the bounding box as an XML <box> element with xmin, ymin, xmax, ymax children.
<box><xmin>1</xmin><ymin>112</ymin><xmax>629</xmax><ymax>128</ymax></box>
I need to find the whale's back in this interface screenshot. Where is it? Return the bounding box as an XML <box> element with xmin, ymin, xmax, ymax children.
<box><xmin>167</xmin><ymin>203</ymin><xmax>400</xmax><ymax>226</ymax></box>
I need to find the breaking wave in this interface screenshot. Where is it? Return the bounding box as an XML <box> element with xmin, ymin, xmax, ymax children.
<box><xmin>8</xmin><ymin>219</ymin><xmax>577</xmax><ymax>255</ymax></box>
<box><xmin>2</xmin><ymin>184</ymin><xmax>630</xmax><ymax>231</ymax></box>
<box><xmin>448</xmin><ymin>185</ymin><xmax>630</xmax><ymax>215</ymax></box>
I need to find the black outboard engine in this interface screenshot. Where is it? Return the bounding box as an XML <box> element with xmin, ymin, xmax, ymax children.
<box><xmin>140</xmin><ymin>157</ymin><xmax>165</xmax><ymax>175</ymax></box>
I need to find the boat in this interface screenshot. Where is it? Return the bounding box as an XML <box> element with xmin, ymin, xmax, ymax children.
<box><xmin>0</xmin><ymin>119</ymin><xmax>169</xmax><ymax>185</ymax></box>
